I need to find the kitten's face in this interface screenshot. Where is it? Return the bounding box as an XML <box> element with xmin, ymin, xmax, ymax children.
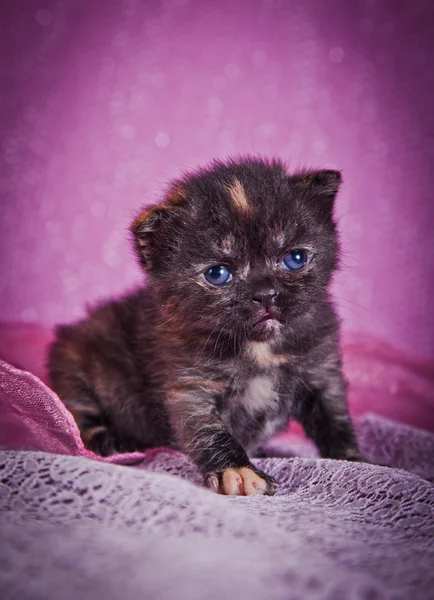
<box><xmin>133</xmin><ymin>158</ymin><xmax>340</xmax><ymax>343</ymax></box>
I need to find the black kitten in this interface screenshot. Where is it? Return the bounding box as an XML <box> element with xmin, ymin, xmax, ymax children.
<box><xmin>48</xmin><ymin>157</ymin><xmax>362</xmax><ymax>496</ymax></box>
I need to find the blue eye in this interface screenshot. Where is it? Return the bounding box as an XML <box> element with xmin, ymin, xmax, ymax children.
<box><xmin>282</xmin><ymin>250</ymin><xmax>308</xmax><ymax>271</ymax></box>
<box><xmin>204</xmin><ymin>265</ymin><xmax>233</xmax><ymax>286</ymax></box>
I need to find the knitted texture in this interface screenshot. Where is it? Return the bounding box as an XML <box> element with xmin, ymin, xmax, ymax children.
<box><xmin>0</xmin><ymin>360</ymin><xmax>433</xmax><ymax>599</ymax></box>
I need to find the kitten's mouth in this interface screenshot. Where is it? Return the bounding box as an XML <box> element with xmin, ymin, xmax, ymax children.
<box><xmin>254</xmin><ymin>313</ymin><xmax>280</xmax><ymax>326</ymax></box>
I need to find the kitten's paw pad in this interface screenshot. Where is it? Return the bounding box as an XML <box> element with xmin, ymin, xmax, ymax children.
<box><xmin>215</xmin><ymin>467</ymin><xmax>276</xmax><ymax>496</ymax></box>
<box><xmin>250</xmin><ymin>467</ymin><xmax>277</xmax><ymax>495</ymax></box>
<box><xmin>222</xmin><ymin>467</ymin><xmax>265</xmax><ymax>496</ymax></box>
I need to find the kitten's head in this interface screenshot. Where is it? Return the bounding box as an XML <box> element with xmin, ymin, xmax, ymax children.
<box><xmin>132</xmin><ymin>157</ymin><xmax>341</xmax><ymax>343</ymax></box>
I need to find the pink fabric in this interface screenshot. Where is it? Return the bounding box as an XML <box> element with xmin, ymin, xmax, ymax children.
<box><xmin>1</xmin><ymin>351</ymin><xmax>434</xmax><ymax>483</ymax></box>
<box><xmin>342</xmin><ymin>334</ymin><xmax>434</xmax><ymax>432</ymax></box>
<box><xmin>1</xmin><ymin>428</ymin><xmax>434</xmax><ymax>600</ymax></box>
<box><xmin>1</xmin><ymin>355</ymin><xmax>434</xmax><ymax>479</ymax></box>
<box><xmin>1</xmin><ymin>360</ymin><xmax>434</xmax><ymax>599</ymax></box>
<box><xmin>1</xmin><ymin>323</ymin><xmax>433</xmax><ymax>443</ymax></box>
<box><xmin>0</xmin><ymin>358</ymin><xmax>160</xmax><ymax>465</ymax></box>
<box><xmin>0</xmin><ymin>359</ymin><xmax>82</xmax><ymax>456</ymax></box>
<box><xmin>1</xmin><ymin>326</ymin><xmax>434</xmax><ymax>463</ymax></box>
<box><xmin>1</xmin><ymin>0</ymin><xmax>434</xmax><ymax>360</ymax></box>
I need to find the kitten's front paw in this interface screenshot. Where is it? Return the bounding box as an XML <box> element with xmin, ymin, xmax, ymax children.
<box><xmin>205</xmin><ymin>467</ymin><xmax>277</xmax><ymax>496</ymax></box>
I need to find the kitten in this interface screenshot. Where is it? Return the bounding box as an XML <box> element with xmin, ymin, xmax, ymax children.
<box><xmin>48</xmin><ymin>157</ymin><xmax>362</xmax><ymax>496</ymax></box>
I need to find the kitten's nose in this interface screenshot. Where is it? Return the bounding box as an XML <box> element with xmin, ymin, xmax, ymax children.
<box><xmin>252</xmin><ymin>289</ymin><xmax>279</xmax><ymax>309</ymax></box>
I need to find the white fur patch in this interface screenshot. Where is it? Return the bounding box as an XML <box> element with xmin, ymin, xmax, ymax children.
<box><xmin>261</xmin><ymin>417</ymin><xmax>284</xmax><ymax>440</ymax></box>
<box><xmin>237</xmin><ymin>376</ymin><xmax>279</xmax><ymax>413</ymax></box>
<box><xmin>245</xmin><ymin>342</ymin><xmax>288</xmax><ymax>368</ymax></box>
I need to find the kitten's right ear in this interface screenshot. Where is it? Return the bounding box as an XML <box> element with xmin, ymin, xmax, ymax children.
<box><xmin>293</xmin><ymin>170</ymin><xmax>342</xmax><ymax>199</ymax></box>
<box><xmin>131</xmin><ymin>183</ymin><xmax>186</xmax><ymax>269</ymax></box>
<box><xmin>290</xmin><ymin>169</ymin><xmax>342</xmax><ymax>219</ymax></box>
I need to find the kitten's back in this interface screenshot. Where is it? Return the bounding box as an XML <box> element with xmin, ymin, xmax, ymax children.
<box><xmin>47</xmin><ymin>288</ymin><xmax>171</xmax><ymax>454</ymax></box>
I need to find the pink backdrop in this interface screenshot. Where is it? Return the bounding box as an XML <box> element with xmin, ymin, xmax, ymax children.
<box><xmin>1</xmin><ymin>0</ymin><xmax>434</xmax><ymax>360</ymax></box>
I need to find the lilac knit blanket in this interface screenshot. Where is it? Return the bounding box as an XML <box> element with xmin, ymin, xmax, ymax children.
<box><xmin>0</xmin><ymin>360</ymin><xmax>433</xmax><ymax>599</ymax></box>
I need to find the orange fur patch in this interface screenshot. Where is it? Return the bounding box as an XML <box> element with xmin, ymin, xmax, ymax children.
<box><xmin>166</xmin><ymin>183</ymin><xmax>187</xmax><ymax>205</ymax></box>
<box><xmin>228</xmin><ymin>179</ymin><xmax>251</xmax><ymax>215</ymax></box>
<box><xmin>245</xmin><ymin>342</ymin><xmax>289</xmax><ymax>368</ymax></box>
<box><xmin>131</xmin><ymin>205</ymin><xmax>160</xmax><ymax>234</ymax></box>
<box><xmin>168</xmin><ymin>378</ymin><xmax>224</xmax><ymax>398</ymax></box>
<box><xmin>81</xmin><ymin>425</ymin><xmax>107</xmax><ymax>446</ymax></box>
<box><xmin>65</xmin><ymin>400</ymin><xmax>100</xmax><ymax>418</ymax></box>
<box><xmin>131</xmin><ymin>184</ymin><xmax>186</xmax><ymax>234</ymax></box>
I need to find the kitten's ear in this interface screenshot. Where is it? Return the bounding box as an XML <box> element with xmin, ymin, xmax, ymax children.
<box><xmin>131</xmin><ymin>183</ymin><xmax>186</xmax><ymax>269</ymax></box>
<box><xmin>293</xmin><ymin>169</ymin><xmax>342</xmax><ymax>211</ymax></box>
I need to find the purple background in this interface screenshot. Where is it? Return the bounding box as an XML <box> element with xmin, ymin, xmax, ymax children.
<box><xmin>1</xmin><ymin>0</ymin><xmax>433</xmax><ymax>360</ymax></box>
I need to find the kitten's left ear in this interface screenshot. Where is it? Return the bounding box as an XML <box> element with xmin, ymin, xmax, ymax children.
<box><xmin>131</xmin><ymin>182</ymin><xmax>186</xmax><ymax>269</ymax></box>
<box><xmin>293</xmin><ymin>169</ymin><xmax>342</xmax><ymax>208</ymax></box>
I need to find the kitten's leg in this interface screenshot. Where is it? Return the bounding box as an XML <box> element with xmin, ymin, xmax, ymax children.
<box><xmin>49</xmin><ymin>365</ymin><xmax>129</xmax><ymax>455</ymax></box>
<box><xmin>167</xmin><ymin>384</ymin><xmax>277</xmax><ymax>496</ymax></box>
<box><xmin>60</xmin><ymin>391</ymin><xmax>121</xmax><ymax>456</ymax></box>
<box><xmin>297</xmin><ymin>370</ymin><xmax>363</xmax><ymax>461</ymax></box>
<box><xmin>48</xmin><ymin>335</ymin><xmax>143</xmax><ymax>456</ymax></box>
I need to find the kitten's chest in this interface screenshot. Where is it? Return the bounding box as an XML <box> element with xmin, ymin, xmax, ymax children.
<box><xmin>232</xmin><ymin>341</ymin><xmax>295</xmax><ymax>416</ymax></box>
<box><xmin>235</xmin><ymin>374</ymin><xmax>280</xmax><ymax>414</ymax></box>
<box><xmin>223</xmin><ymin>366</ymin><xmax>293</xmax><ymax>449</ymax></box>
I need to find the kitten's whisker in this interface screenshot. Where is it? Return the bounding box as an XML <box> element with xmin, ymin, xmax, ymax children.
<box><xmin>336</xmin><ymin>316</ymin><xmax>359</xmax><ymax>344</ymax></box>
<box><xmin>332</xmin><ymin>295</ymin><xmax>368</xmax><ymax>312</ymax></box>
<box><xmin>333</xmin><ymin>303</ymin><xmax>361</xmax><ymax>319</ymax></box>
<box><xmin>157</xmin><ymin>297</ymin><xmax>191</xmax><ymax>328</ymax></box>
<box><xmin>193</xmin><ymin>322</ymin><xmax>220</xmax><ymax>368</ymax></box>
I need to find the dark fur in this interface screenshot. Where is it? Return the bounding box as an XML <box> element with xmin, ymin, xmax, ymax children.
<box><xmin>48</xmin><ymin>157</ymin><xmax>361</xmax><ymax>493</ymax></box>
